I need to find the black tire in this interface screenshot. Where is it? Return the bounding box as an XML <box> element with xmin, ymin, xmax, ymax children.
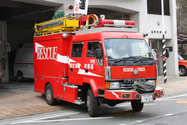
<box><xmin>179</xmin><ymin>66</ymin><xmax>186</xmax><ymax>76</ymax></box>
<box><xmin>87</xmin><ymin>89</ymin><xmax>98</xmax><ymax>117</ymax></box>
<box><xmin>131</xmin><ymin>100</ymin><xmax>144</xmax><ymax>111</ymax></box>
<box><xmin>45</xmin><ymin>84</ymin><xmax>56</xmax><ymax>105</ymax></box>
<box><xmin>17</xmin><ymin>72</ymin><xmax>23</xmax><ymax>82</ymax></box>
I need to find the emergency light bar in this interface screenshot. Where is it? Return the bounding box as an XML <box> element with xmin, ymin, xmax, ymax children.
<box><xmin>98</xmin><ymin>20</ymin><xmax>135</xmax><ymax>28</ymax></box>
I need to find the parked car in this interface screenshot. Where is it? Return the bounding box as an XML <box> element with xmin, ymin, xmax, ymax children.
<box><xmin>14</xmin><ymin>43</ymin><xmax>34</xmax><ymax>82</ymax></box>
<box><xmin>178</xmin><ymin>54</ymin><xmax>187</xmax><ymax>76</ymax></box>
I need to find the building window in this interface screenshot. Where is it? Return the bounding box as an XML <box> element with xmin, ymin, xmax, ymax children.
<box><xmin>147</xmin><ymin>0</ymin><xmax>170</xmax><ymax>15</ymax></box>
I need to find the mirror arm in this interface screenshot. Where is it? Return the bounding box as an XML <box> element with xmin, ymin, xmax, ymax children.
<box><xmin>155</xmin><ymin>57</ymin><xmax>169</xmax><ymax>62</ymax></box>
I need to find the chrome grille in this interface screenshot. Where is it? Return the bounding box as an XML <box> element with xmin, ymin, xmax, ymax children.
<box><xmin>120</xmin><ymin>82</ymin><xmax>133</xmax><ymax>90</ymax></box>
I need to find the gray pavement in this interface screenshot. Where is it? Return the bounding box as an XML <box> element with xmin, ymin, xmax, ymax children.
<box><xmin>0</xmin><ymin>76</ymin><xmax>187</xmax><ymax>120</ymax></box>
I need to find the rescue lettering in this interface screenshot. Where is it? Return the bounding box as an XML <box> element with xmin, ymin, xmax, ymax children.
<box><xmin>123</xmin><ymin>67</ymin><xmax>145</xmax><ymax>72</ymax></box>
<box><xmin>123</xmin><ymin>68</ymin><xmax>133</xmax><ymax>72</ymax></box>
<box><xmin>37</xmin><ymin>47</ymin><xmax>58</xmax><ymax>60</ymax></box>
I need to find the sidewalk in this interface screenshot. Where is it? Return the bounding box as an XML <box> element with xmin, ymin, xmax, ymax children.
<box><xmin>0</xmin><ymin>92</ymin><xmax>67</xmax><ymax>120</ymax></box>
<box><xmin>0</xmin><ymin>76</ymin><xmax>187</xmax><ymax>120</ymax></box>
<box><xmin>157</xmin><ymin>75</ymin><xmax>187</xmax><ymax>94</ymax></box>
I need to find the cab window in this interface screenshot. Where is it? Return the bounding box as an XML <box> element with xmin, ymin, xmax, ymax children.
<box><xmin>87</xmin><ymin>42</ymin><xmax>102</xmax><ymax>57</ymax></box>
<box><xmin>71</xmin><ymin>42</ymin><xmax>83</xmax><ymax>57</ymax></box>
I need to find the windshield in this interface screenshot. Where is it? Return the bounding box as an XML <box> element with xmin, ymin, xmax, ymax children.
<box><xmin>178</xmin><ymin>54</ymin><xmax>184</xmax><ymax>60</ymax></box>
<box><xmin>104</xmin><ymin>38</ymin><xmax>154</xmax><ymax>66</ymax></box>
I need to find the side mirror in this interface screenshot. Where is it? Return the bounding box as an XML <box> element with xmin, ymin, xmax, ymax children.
<box><xmin>6</xmin><ymin>43</ymin><xmax>11</xmax><ymax>52</ymax></box>
<box><xmin>165</xmin><ymin>48</ymin><xmax>169</xmax><ymax>58</ymax></box>
<box><xmin>160</xmin><ymin>48</ymin><xmax>169</xmax><ymax>58</ymax></box>
<box><xmin>96</xmin><ymin>48</ymin><xmax>102</xmax><ymax>59</ymax></box>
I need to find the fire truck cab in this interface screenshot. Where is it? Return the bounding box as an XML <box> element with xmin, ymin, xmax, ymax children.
<box><xmin>34</xmin><ymin>15</ymin><xmax>165</xmax><ymax>117</ymax></box>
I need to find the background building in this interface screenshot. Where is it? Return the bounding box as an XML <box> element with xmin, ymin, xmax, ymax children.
<box><xmin>0</xmin><ymin>0</ymin><xmax>178</xmax><ymax>82</ymax></box>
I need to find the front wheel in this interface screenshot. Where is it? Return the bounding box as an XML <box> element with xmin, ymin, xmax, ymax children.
<box><xmin>131</xmin><ymin>100</ymin><xmax>144</xmax><ymax>111</ymax></box>
<box><xmin>87</xmin><ymin>89</ymin><xmax>98</xmax><ymax>117</ymax></box>
<box><xmin>179</xmin><ymin>66</ymin><xmax>186</xmax><ymax>76</ymax></box>
<box><xmin>45</xmin><ymin>84</ymin><xmax>56</xmax><ymax>105</ymax></box>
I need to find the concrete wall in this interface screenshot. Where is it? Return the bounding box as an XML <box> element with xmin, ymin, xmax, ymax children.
<box><xmin>148</xmin><ymin>0</ymin><xmax>178</xmax><ymax>76</ymax></box>
<box><xmin>6</xmin><ymin>0</ymin><xmax>179</xmax><ymax>77</ymax></box>
<box><xmin>148</xmin><ymin>15</ymin><xmax>172</xmax><ymax>39</ymax></box>
<box><xmin>88</xmin><ymin>0</ymin><xmax>148</xmax><ymax>36</ymax></box>
<box><xmin>7</xmin><ymin>21</ymin><xmax>34</xmax><ymax>51</ymax></box>
<box><xmin>167</xmin><ymin>0</ymin><xmax>178</xmax><ymax>76</ymax></box>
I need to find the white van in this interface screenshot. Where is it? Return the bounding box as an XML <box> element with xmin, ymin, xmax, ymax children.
<box><xmin>14</xmin><ymin>43</ymin><xmax>34</xmax><ymax>82</ymax></box>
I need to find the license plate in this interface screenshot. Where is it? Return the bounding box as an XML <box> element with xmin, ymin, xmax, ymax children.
<box><xmin>141</xmin><ymin>94</ymin><xmax>153</xmax><ymax>103</ymax></box>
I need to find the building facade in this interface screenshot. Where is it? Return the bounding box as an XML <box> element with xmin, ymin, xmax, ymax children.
<box><xmin>0</xmin><ymin>0</ymin><xmax>178</xmax><ymax>82</ymax></box>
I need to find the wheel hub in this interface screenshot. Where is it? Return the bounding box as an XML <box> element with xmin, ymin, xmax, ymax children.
<box><xmin>179</xmin><ymin>68</ymin><xmax>185</xmax><ymax>75</ymax></box>
<box><xmin>87</xmin><ymin>95</ymin><xmax>91</xmax><ymax>112</ymax></box>
<box><xmin>46</xmin><ymin>89</ymin><xmax>52</xmax><ymax>101</ymax></box>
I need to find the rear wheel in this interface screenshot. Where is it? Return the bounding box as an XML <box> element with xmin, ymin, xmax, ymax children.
<box><xmin>17</xmin><ymin>72</ymin><xmax>23</xmax><ymax>82</ymax></box>
<box><xmin>87</xmin><ymin>89</ymin><xmax>98</xmax><ymax>117</ymax></box>
<box><xmin>131</xmin><ymin>100</ymin><xmax>144</xmax><ymax>111</ymax></box>
<box><xmin>179</xmin><ymin>66</ymin><xmax>186</xmax><ymax>76</ymax></box>
<box><xmin>45</xmin><ymin>84</ymin><xmax>56</xmax><ymax>105</ymax></box>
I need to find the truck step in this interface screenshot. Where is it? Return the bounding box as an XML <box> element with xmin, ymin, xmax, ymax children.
<box><xmin>75</xmin><ymin>100</ymin><xmax>85</xmax><ymax>105</ymax></box>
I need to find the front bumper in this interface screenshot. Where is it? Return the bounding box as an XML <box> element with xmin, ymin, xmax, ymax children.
<box><xmin>105</xmin><ymin>87</ymin><xmax>164</xmax><ymax>100</ymax></box>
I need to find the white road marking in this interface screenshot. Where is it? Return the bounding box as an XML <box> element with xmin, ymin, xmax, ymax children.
<box><xmin>164</xmin><ymin>113</ymin><xmax>174</xmax><ymax>116</ymax></box>
<box><xmin>135</xmin><ymin>120</ymin><xmax>143</xmax><ymax>123</ymax></box>
<box><xmin>8</xmin><ymin>111</ymin><xmax>79</xmax><ymax>125</ymax></box>
<box><xmin>157</xmin><ymin>93</ymin><xmax>187</xmax><ymax>101</ymax></box>
<box><xmin>133</xmin><ymin>111</ymin><xmax>187</xmax><ymax>124</ymax></box>
<box><xmin>11</xmin><ymin>117</ymin><xmax>114</xmax><ymax>124</ymax></box>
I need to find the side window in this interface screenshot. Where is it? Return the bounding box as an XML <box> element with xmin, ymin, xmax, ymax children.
<box><xmin>87</xmin><ymin>42</ymin><xmax>102</xmax><ymax>57</ymax></box>
<box><xmin>71</xmin><ymin>42</ymin><xmax>83</xmax><ymax>57</ymax></box>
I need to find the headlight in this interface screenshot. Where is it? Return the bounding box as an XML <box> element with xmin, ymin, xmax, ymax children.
<box><xmin>105</xmin><ymin>67</ymin><xmax>111</xmax><ymax>80</ymax></box>
<box><xmin>105</xmin><ymin>82</ymin><xmax>120</xmax><ymax>89</ymax></box>
<box><xmin>110</xmin><ymin>82</ymin><xmax>120</xmax><ymax>89</ymax></box>
<box><xmin>147</xmin><ymin>80</ymin><xmax>156</xmax><ymax>86</ymax></box>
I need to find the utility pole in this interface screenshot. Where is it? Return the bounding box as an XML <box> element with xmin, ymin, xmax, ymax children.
<box><xmin>161</xmin><ymin>0</ymin><xmax>167</xmax><ymax>83</ymax></box>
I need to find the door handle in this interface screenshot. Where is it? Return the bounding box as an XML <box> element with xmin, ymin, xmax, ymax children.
<box><xmin>70</xmin><ymin>68</ymin><xmax>73</xmax><ymax>71</ymax></box>
<box><xmin>85</xmin><ymin>69</ymin><xmax>88</xmax><ymax>73</ymax></box>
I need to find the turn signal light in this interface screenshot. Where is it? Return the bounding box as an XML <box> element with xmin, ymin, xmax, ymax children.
<box><xmin>105</xmin><ymin>82</ymin><xmax>110</xmax><ymax>89</ymax></box>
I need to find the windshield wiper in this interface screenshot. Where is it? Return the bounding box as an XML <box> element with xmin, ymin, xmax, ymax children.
<box><xmin>112</xmin><ymin>56</ymin><xmax>153</xmax><ymax>64</ymax></box>
<box><xmin>113</xmin><ymin>56</ymin><xmax>137</xmax><ymax>64</ymax></box>
<box><xmin>107</xmin><ymin>56</ymin><xmax>113</xmax><ymax>59</ymax></box>
<box><xmin>133</xmin><ymin>57</ymin><xmax>154</xmax><ymax>63</ymax></box>
<box><xmin>133</xmin><ymin>58</ymin><xmax>143</xmax><ymax>63</ymax></box>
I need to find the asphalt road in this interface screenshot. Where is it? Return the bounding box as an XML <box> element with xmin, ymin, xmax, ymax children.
<box><xmin>1</xmin><ymin>91</ymin><xmax>187</xmax><ymax>125</ymax></box>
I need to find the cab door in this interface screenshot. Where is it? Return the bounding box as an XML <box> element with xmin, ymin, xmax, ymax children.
<box><xmin>82</xmin><ymin>41</ymin><xmax>105</xmax><ymax>88</ymax></box>
<box><xmin>68</xmin><ymin>42</ymin><xmax>84</xmax><ymax>85</ymax></box>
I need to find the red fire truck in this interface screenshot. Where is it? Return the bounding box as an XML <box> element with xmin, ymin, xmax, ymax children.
<box><xmin>34</xmin><ymin>14</ymin><xmax>167</xmax><ymax>117</ymax></box>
